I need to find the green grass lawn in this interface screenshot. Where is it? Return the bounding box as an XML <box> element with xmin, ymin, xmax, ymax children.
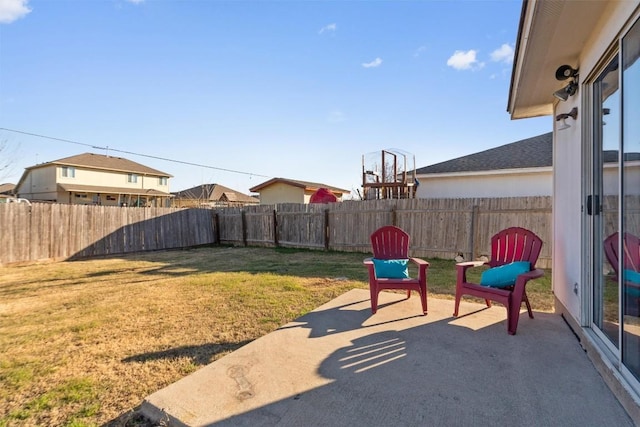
<box><xmin>0</xmin><ymin>246</ymin><xmax>553</xmax><ymax>426</ymax></box>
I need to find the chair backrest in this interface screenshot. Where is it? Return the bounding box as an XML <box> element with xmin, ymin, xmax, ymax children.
<box><xmin>488</xmin><ymin>227</ymin><xmax>543</xmax><ymax>269</ymax></box>
<box><xmin>604</xmin><ymin>232</ymin><xmax>640</xmax><ymax>277</ymax></box>
<box><xmin>370</xmin><ymin>225</ymin><xmax>410</xmax><ymax>260</ymax></box>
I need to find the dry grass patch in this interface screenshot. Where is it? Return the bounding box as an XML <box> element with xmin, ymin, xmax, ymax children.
<box><xmin>0</xmin><ymin>246</ymin><xmax>553</xmax><ymax>426</ymax></box>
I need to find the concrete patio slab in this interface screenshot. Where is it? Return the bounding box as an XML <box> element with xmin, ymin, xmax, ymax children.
<box><xmin>141</xmin><ymin>289</ymin><xmax>636</xmax><ymax>426</ymax></box>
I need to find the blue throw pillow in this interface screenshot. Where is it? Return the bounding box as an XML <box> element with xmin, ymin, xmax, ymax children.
<box><xmin>480</xmin><ymin>261</ymin><xmax>531</xmax><ymax>288</ymax></box>
<box><xmin>372</xmin><ymin>258</ymin><xmax>409</xmax><ymax>279</ymax></box>
<box><xmin>623</xmin><ymin>269</ymin><xmax>640</xmax><ymax>297</ymax></box>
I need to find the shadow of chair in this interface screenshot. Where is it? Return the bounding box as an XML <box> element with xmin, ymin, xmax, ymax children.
<box><xmin>363</xmin><ymin>225</ymin><xmax>429</xmax><ymax>315</ymax></box>
<box><xmin>453</xmin><ymin>227</ymin><xmax>544</xmax><ymax>335</ymax></box>
<box><xmin>604</xmin><ymin>231</ymin><xmax>640</xmax><ymax>317</ymax></box>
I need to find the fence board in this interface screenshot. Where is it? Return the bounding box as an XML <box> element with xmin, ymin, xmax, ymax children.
<box><xmin>1</xmin><ymin>197</ymin><xmax>553</xmax><ymax>268</ymax></box>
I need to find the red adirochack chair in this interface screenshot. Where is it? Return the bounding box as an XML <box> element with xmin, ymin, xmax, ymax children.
<box><xmin>604</xmin><ymin>232</ymin><xmax>640</xmax><ymax>317</ymax></box>
<box><xmin>453</xmin><ymin>227</ymin><xmax>544</xmax><ymax>335</ymax></box>
<box><xmin>363</xmin><ymin>225</ymin><xmax>429</xmax><ymax>315</ymax></box>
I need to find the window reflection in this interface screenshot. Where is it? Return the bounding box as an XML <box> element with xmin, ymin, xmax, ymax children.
<box><xmin>596</xmin><ymin>56</ymin><xmax>620</xmax><ymax>348</ymax></box>
<box><xmin>622</xmin><ymin>17</ymin><xmax>640</xmax><ymax>381</ymax></box>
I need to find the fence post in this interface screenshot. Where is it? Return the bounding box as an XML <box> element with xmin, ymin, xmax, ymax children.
<box><xmin>470</xmin><ymin>204</ymin><xmax>479</xmax><ymax>260</ymax></box>
<box><xmin>241</xmin><ymin>210</ymin><xmax>247</xmax><ymax>246</ymax></box>
<box><xmin>391</xmin><ymin>206</ymin><xmax>397</xmax><ymax>226</ymax></box>
<box><xmin>213</xmin><ymin>211</ymin><xmax>220</xmax><ymax>245</ymax></box>
<box><xmin>324</xmin><ymin>209</ymin><xmax>330</xmax><ymax>251</ymax></box>
<box><xmin>273</xmin><ymin>209</ymin><xmax>279</xmax><ymax>247</ymax></box>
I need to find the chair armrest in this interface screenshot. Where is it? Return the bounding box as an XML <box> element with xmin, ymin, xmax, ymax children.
<box><xmin>409</xmin><ymin>257</ymin><xmax>429</xmax><ymax>267</ymax></box>
<box><xmin>624</xmin><ymin>281</ymin><xmax>640</xmax><ymax>290</ymax></box>
<box><xmin>363</xmin><ymin>258</ymin><xmax>376</xmax><ymax>281</ymax></box>
<box><xmin>409</xmin><ymin>257</ymin><xmax>429</xmax><ymax>280</ymax></box>
<box><xmin>456</xmin><ymin>261</ymin><xmax>486</xmax><ymax>267</ymax></box>
<box><xmin>512</xmin><ymin>268</ymin><xmax>545</xmax><ymax>295</ymax></box>
<box><xmin>518</xmin><ymin>268</ymin><xmax>545</xmax><ymax>281</ymax></box>
<box><xmin>456</xmin><ymin>260</ymin><xmax>487</xmax><ymax>284</ymax></box>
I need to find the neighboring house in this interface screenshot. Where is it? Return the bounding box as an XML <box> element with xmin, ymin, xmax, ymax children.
<box><xmin>249</xmin><ymin>178</ymin><xmax>350</xmax><ymax>205</ymax></box>
<box><xmin>0</xmin><ymin>183</ymin><xmax>15</xmax><ymax>196</ymax></box>
<box><xmin>15</xmin><ymin>153</ymin><xmax>173</xmax><ymax>207</ymax></box>
<box><xmin>172</xmin><ymin>184</ymin><xmax>259</xmax><ymax>208</ymax></box>
<box><xmin>509</xmin><ymin>0</ymin><xmax>640</xmax><ymax>419</ymax></box>
<box><xmin>415</xmin><ymin>132</ymin><xmax>638</xmax><ymax>199</ymax></box>
<box><xmin>415</xmin><ymin>133</ymin><xmax>553</xmax><ymax>198</ymax></box>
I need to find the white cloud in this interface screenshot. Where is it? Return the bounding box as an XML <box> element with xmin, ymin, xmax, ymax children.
<box><xmin>319</xmin><ymin>23</ymin><xmax>336</xmax><ymax>34</ymax></box>
<box><xmin>490</xmin><ymin>43</ymin><xmax>514</xmax><ymax>64</ymax></box>
<box><xmin>0</xmin><ymin>0</ymin><xmax>31</xmax><ymax>24</ymax></box>
<box><xmin>446</xmin><ymin>50</ymin><xmax>484</xmax><ymax>70</ymax></box>
<box><xmin>413</xmin><ymin>45</ymin><xmax>427</xmax><ymax>58</ymax></box>
<box><xmin>362</xmin><ymin>57</ymin><xmax>382</xmax><ymax>68</ymax></box>
<box><xmin>126</xmin><ymin>0</ymin><xmax>145</xmax><ymax>3</ymax></box>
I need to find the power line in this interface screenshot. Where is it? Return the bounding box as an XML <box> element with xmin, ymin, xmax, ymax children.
<box><xmin>0</xmin><ymin>127</ymin><xmax>270</xmax><ymax>178</ymax></box>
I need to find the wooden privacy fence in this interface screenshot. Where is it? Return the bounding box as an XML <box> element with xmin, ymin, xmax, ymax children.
<box><xmin>0</xmin><ymin>204</ymin><xmax>216</xmax><ymax>264</ymax></box>
<box><xmin>0</xmin><ymin>197</ymin><xmax>552</xmax><ymax>268</ymax></box>
<box><xmin>214</xmin><ymin>197</ymin><xmax>552</xmax><ymax>268</ymax></box>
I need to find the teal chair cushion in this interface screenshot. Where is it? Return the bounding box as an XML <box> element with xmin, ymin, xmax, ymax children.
<box><xmin>372</xmin><ymin>258</ymin><xmax>409</xmax><ymax>279</ymax></box>
<box><xmin>623</xmin><ymin>269</ymin><xmax>640</xmax><ymax>297</ymax></box>
<box><xmin>480</xmin><ymin>261</ymin><xmax>531</xmax><ymax>288</ymax></box>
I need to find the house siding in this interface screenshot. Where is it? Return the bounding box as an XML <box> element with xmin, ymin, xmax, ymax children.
<box><xmin>16</xmin><ymin>154</ymin><xmax>172</xmax><ymax>206</ymax></box>
<box><xmin>553</xmin><ymin>1</ymin><xmax>639</xmax><ymax>325</ymax></box>
<box><xmin>16</xmin><ymin>165</ymin><xmax>57</xmax><ymax>198</ymax></box>
<box><xmin>259</xmin><ymin>183</ymin><xmax>304</xmax><ymax>205</ymax></box>
<box><xmin>416</xmin><ymin>169</ymin><xmax>553</xmax><ymax>198</ymax></box>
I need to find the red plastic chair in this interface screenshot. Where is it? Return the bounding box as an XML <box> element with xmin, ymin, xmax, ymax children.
<box><xmin>453</xmin><ymin>227</ymin><xmax>544</xmax><ymax>335</ymax></box>
<box><xmin>363</xmin><ymin>225</ymin><xmax>429</xmax><ymax>315</ymax></box>
<box><xmin>604</xmin><ymin>232</ymin><xmax>640</xmax><ymax>317</ymax></box>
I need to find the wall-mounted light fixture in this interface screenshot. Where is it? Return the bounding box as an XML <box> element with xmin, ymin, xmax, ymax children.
<box><xmin>555</xmin><ymin>107</ymin><xmax>578</xmax><ymax>130</ymax></box>
<box><xmin>553</xmin><ymin>65</ymin><xmax>579</xmax><ymax>101</ymax></box>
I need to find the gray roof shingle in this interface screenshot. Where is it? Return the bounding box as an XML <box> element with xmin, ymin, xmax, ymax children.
<box><xmin>415</xmin><ymin>132</ymin><xmax>552</xmax><ymax>175</ymax></box>
<box><xmin>173</xmin><ymin>184</ymin><xmax>258</xmax><ymax>204</ymax></box>
<box><xmin>30</xmin><ymin>152</ymin><xmax>172</xmax><ymax>177</ymax></box>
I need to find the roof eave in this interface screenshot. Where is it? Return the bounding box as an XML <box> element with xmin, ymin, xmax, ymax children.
<box><xmin>508</xmin><ymin>0</ymin><xmax>610</xmax><ymax>119</ymax></box>
<box><xmin>416</xmin><ymin>166</ymin><xmax>553</xmax><ymax>178</ymax></box>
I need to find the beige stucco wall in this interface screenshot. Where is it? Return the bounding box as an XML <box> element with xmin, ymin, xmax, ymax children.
<box><xmin>17</xmin><ymin>165</ymin><xmax>170</xmax><ymax>204</ymax></box>
<box><xmin>552</xmin><ymin>1</ymin><xmax>639</xmax><ymax>325</ymax></box>
<box><xmin>258</xmin><ymin>183</ymin><xmax>305</xmax><ymax>205</ymax></box>
<box><xmin>59</xmin><ymin>167</ymin><xmax>170</xmax><ymax>192</ymax></box>
<box><xmin>16</xmin><ymin>165</ymin><xmax>57</xmax><ymax>200</ymax></box>
<box><xmin>415</xmin><ymin>168</ymin><xmax>552</xmax><ymax>198</ymax></box>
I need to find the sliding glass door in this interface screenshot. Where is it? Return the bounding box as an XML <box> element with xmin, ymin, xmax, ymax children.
<box><xmin>591</xmin><ymin>55</ymin><xmax>620</xmax><ymax>349</ymax></box>
<box><xmin>590</xmin><ymin>15</ymin><xmax>640</xmax><ymax>383</ymax></box>
<box><xmin>621</xmin><ymin>17</ymin><xmax>640</xmax><ymax>382</ymax></box>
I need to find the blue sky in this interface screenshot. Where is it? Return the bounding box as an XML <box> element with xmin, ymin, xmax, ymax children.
<box><xmin>0</xmin><ymin>0</ymin><xmax>550</xmax><ymax>197</ymax></box>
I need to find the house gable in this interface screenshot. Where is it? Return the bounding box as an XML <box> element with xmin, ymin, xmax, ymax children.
<box><xmin>15</xmin><ymin>152</ymin><xmax>172</xmax><ymax>206</ymax></box>
<box><xmin>249</xmin><ymin>178</ymin><xmax>350</xmax><ymax>205</ymax></box>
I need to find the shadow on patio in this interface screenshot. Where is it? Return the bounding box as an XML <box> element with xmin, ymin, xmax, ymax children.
<box><xmin>141</xmin><ymin>289</ymin><xmax>634</xmax><ymax>426</ymax></box>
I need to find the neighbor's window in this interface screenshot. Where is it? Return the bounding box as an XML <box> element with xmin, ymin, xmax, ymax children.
<box><xmin>127</xmin><ymin>173</ymin><xmax>138</xmax><ymax>183</ymax></box>
<box><xmin>61</xmin><ymin>166</ymin><xmax>75</xmax><ymax>178</ymax></box>
<box><xmin>159</xmin><ymin>177</ymin><xmax>168</xmax><ymax>186</ymax></box>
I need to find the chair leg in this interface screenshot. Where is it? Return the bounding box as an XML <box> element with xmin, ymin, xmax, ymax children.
<box><xmin>508</xmin><ymin>297</ymin><xmax>522</xmax><ymax>335</ymax></box>
<box><xmin>523</xmin><ymin>292</ymin><xmax>534</xmax><ymax>319</ymax></box>
<box><xmin>370</xmin><ymin>286</ymin><xmax>378</xmax><ymax>314</ymax></box>
<box><xmin>507</xmin><ymin>305</ymin><xmax>516</xmax><ymax>335</ymax></box>
<box><xmin>420</xmin><ymin>284</ymin><xmax>428</xmax><ymax>315</ymax></box>
<box><xmin>453</xmin><ymin>291</ymin><xmax>461</xmax><ymax>317</ymax></box>
<box><xmin>485</xmin><ymin>299</ymin><xmax>492</xmax><ymax>308</ymax></box>
<box><xmin>406</xmin><ymin>289</ymin><xmax>411</xmax><ymax>299</ymax></box>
